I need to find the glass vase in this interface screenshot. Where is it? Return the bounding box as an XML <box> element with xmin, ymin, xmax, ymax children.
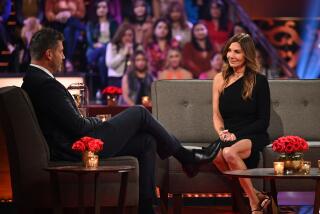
<box><xmin>82</xmin><ymin>151</ymin><xmax>99</xmax><ymax>169</ymax></box>
<box><xmin>279</xmin><ymin>152</ymin><xmax>303</xmax><ymax>174</ymax></box>
<box><xmin>106</xmin><ymin>95</ymin><xmax>118</xmax><ymax>106</ymax></box>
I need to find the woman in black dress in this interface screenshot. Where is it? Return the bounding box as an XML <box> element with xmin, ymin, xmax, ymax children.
<box><xmin>211</xmin><ymin>33</ymin><xmax>271</xmax><ymax>213</ymax></box>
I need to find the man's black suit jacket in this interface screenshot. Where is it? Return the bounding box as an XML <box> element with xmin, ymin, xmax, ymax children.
<box><xmin>21</xmin><ymin>66</ymin><xmax>102</xmax><ymax>161</ymax></box>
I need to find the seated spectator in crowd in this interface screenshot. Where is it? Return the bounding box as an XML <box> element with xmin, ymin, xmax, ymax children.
<box><xmin>106</xmin><ymin>23</ymin><xmax>135</xmax><ymax>87</ymax></box>
<box><xmin>182</xmin><ymin>22</ymin><xmax>214</xmax><ymax>78</ymax></box>
<box><xmin>158</xmin><ymin>48</ymin><xmax>192</xmax><ymax>79</ymax></box>
<box><xmin>45</xmin><ymin>0</ymin><xmax>86</xmax><ymax>72</ymax></box>
<box><xmin>86</xmin><ymin>0</ymin><xmax>118</xmax><ymax>87</ymax></box>
<box><xmin>152</xmin><ymin>0</ymin><xmax>184</xmax><ymax>19</ymax></box>
<box><xmin>146</xmin><ymin>18</ymin><xmax>179</xmax><ymax>78</ymax></box>
<box><xmin>202</xmin><ymin>0</ymin><xmax>232</xmax><ymax>52</ymax></box>
<box><xmin>165</xmin><ymin>1</ymin><xmax>192</xmax><ymax>48</ymax></box>
<box><xmin>199</xmin><ymin>52</ymin><xmax>223</xmax><ymax>79</ymax></box>
<box><xmin>15</xmin><ymin>0</ymin><xmax>44</xmax><ymax>26</ymax></box>
<box><xmin>121</xmin><ymin>50</ymin><xmax>154</xmax><ymax>106</ymax></box>
<box><xmin>19</xmin><ymin>17</ymin><xmax>42</xmax><ymax>72</ymax></box>
<box><xmin>127</xmin><ymin>0</ymin><xmax>153</xmax><ymax>49</ymax></box>
<box><xmin>232</xmin><ymin>21</ymin><xmax>250</xmax><ymax>36</ymax></box>
<box><xmin>256</xmin><ymin>47</ymin><xmax>281</xmax><ymax>79</ymax></box>
<box><xmin>0</xmin><ymin>0</ymin><xmax>15</xmax><ymax>53</ymax></box>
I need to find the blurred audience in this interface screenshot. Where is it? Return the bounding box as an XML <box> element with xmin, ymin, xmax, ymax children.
<box><xmin>86</xmin><ymin>0</ymin><xmax>118</xmax><ymax>87</ymax></box>
<box><xmin>199</xmin><ymin>52</ymin><xmax>222</xmax><ymax>79</ymax></box>
<box><xmin>106</xmin><ymin>23</ymin><xmax>135</xmax><ymax>87</ymax></box>
<box><xmin>146</xmin><ymin>18</ymin><xmax>179</xmax><ymax>78</ymax></box>
<box><xmin>256</xmin><ymin>47</ymin><xmax>281</xmax><ymax>79</ymax></box>
<box><xmin>121</xmin><ymin>50</ymin><xmax>154</xmax><ymax>106</ymax></box>
<box><xmin>152</xmin><ymin>0</ymin><xmax>184</xmax><ymax>19</ymax></box>
<box><xmin>182</xmin><ymin>22</ymin><xmax>214</xmax><ymax>78</ymax></box>
<box><xmin>128</xmin><ymin>0</ymin><xmax>153</xmax><ymax>49</ymax></box>
<box><xmin>18</xmin><ymin>17</ymin><xmax>42</xmax><ymax>71</ymax></box>
<box><xmin>202</xmin><ymin>0</ymin><xmax>232</xmax><ymax>52</ymax></box>
<box><xmin>15</xmin><ymin>0</ymin><xmax>44</xmax><ymax>26</ymax></box>
<box><xmin>158</xmin><ymin>48</ymin><xmax>192</xmax><ymax>79</ymax></box>
<box><xmin>45</xmin><ymin>0</ymin><xmax>86</xmax><ymax>72</ymax></box>
<box><xmin>166</xmin><ymin>1</ymin><xmax>192</xmax><ymax>47</ymax></box>
<box><xmin>0</xmin><ymin>0</ymin><xmax>14</xmax><ymax>53</ymax></box>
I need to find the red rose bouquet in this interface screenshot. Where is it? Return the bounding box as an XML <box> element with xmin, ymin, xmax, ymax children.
<box><xmin>72</xmin><ymin>136</ymin><xmax>104</xmax><ymax>153</ymax></box>
<box><xmin>102</xmin><ymin>86</ymin><xmax>122</xmax><ymax>95</ymax></box>
<box><xmin>272</xmin><ymin>136</ymin><xmax>308</xmax><ymax>154</ymax></box>
<box><xmin>272</xmin><ymin>136</ymin><xmax>308</xmax><ymax>160</ymax></box>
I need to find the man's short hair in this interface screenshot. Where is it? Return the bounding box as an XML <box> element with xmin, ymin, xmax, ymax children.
<box><xmin>30</xmin><ymin>28</ymin><xmax>64</xmax><ymax>60</ymax></box>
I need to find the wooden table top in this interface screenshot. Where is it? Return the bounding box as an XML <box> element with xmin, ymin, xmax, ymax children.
<box><xmin>44</xmin><ymin>165</ymin><xmax>135</xmax><ymax>173</ymax></box>
<box><xmin>223</xmin><ymin>168</ymin><xmax>320</xmax><ymax>179</ymax></box>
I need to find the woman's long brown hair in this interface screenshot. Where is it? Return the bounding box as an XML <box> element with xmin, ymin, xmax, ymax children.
<box><xmin>221</xmin><ymin>33</ymin><xmax>260</xmax><ymax>100</ymax></box>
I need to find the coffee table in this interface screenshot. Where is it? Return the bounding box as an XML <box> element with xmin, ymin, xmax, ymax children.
<box><xmin>44</xmin><ymin>165</ymin><xmax>135</xmax><ymax>214</ymax></box>
<box><xmin>223</xmin><ymin>168</ymin><xmax>320</xmax><ymax>214</ymax></box>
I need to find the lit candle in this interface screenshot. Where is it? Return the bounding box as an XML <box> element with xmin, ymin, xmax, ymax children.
<box><xmin>142</xmin><ymin>96</ymin><xmax>150</xmax><ymax>107</ymax></box>
<box><xmin>273</xmin><ymin>162</ymin><xmax>284</xmax><ymax>175</ymax></box>
<box><xmin>301</xmin><ymin>161</ymin><xmax>311</xmax><ymax>175</ymax></box>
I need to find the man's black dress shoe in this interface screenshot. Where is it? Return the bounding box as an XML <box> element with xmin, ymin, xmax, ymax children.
<box><xmin>193</xmin><ymin>141</ymin><xmax>221</xmax><ymax>164</ymax></box>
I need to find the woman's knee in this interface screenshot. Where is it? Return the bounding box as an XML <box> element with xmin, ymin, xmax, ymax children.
<box><xmin>222</xmin><ymin>148</ymin><xmax>238</xmax><ymax>164</ymax></box>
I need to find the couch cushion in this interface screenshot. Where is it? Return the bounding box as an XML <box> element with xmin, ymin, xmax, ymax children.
<box><xmin>152</xmin><ymin>80</ymin><xmax>218</xmax><ymax>143</ymax></box>
<box><xmin>268</xmin><ymin>80</ymin><xmax>320</xmax><ymax>140</ymax></box>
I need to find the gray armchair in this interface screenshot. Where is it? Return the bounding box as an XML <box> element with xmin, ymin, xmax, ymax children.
<box><xmin>0</xmin><ymin>86</ymin><xmax>139</xmax><ymax>213</ymax></box>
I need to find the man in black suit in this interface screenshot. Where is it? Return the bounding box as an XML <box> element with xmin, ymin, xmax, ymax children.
<box><xmin>21</xmin><ymin>28</ymin><xmax>215</xmax><ymax>214</ymax></box>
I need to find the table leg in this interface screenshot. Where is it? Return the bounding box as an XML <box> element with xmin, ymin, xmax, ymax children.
<box><xmin>118</xmin><ymin>172</ymin><xmax>129</xmax><ymax>214</ymax></box>
<box><xmin>270</xmin><ymin>179</ymin><xmax>278</xmax><ymax>206</ymax></box>
<box><xmin>230</xmin><ymin>177</ymin><xmax>250</xmax><ymax>214</ymax></box>
<box><xmin>94</xmin><ymin>173</ymin><xmax>101</xmax><ymax>214</ymax></box>
<box><xmin>78</xmin><ymin>174</ymin><xmax>85</xmax><ymax>214</ymax></box>
<box><xmin>50</xmin><ymin>172</ymin><xmax>62</xmax><ymax>214</ymax></box>
<box><xmin>313</xmin><ymin>179</ymin><xmax>320</xmax><ymax>214</ymax></box>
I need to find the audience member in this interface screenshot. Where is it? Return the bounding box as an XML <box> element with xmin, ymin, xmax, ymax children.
<box><xmin>146</xmin><ymin>18</ymin><xmax>179</xmax><ymax>78</ymax></box>
<box><xmin>0</xmin><ymin>0</ymin><xmax>14</xmax><ymax>53</ymax></box>
<box><xmin>105</xmin><ymin>23</ymin><xmax>135</xmax><ymax>87</ymax></box>
<box><xmin>256</xmin><ymin>47</ymin><xmax>280</xmax><ymax>79</ymax></box>
<box><xmin>232</xmin><ymin>22</ymin><xmax>250</xmax><ymax>36</ymax></box>
<box><xmin>158</xmin><ymin>48</ymin><xmax>192</xmax><ymax>79</ymax></box>
<box><xmin>121</xmin><ymin>50</ymin><xmax>154</xmax><ymax>106</ymax></box>
<box><xmin>45</xmin><ymin>0</ymin><xmax>86</xmax><ymax>72</ymax></box>
<box><xmin>199</xmin><ymin>52</ymin><xmax>223</xmax><ymax>79</ymax></box>
<box><xmin>18</xmin><ymin>17</ymin><xmax>42</xmax><ymax>72</ymax></box>
<box><xmin>165</xmin><ymin>1</ymin><xmax>192</xmax><ymax>47</ymax></box>
<box><xmin>86</xmin><ymin>0</ymin><xmax>118</xmax><ymax>87</ymax></box>
<box><xmin>152</xmin><ymin>0</ymin><xmax>184</xmax><ymax>19</ymax></box>
<box><xmin>15</xmin><ymin>0</ymin><xmax>44</xmax><ymax>26</ymax></box>
<box><xmin>128</xmin><ymin>0</ymin><xmax>153</xmax><ymax>49</ymax></box>
<box><xmin>182</xmin><ymin>22</ymin><xmax>214</xmax><ymax>78</ymax></box>
<box><xmin>202</xmin><ymin>0</ymin><xmax>232</xmax><ymax>52</ymax></box>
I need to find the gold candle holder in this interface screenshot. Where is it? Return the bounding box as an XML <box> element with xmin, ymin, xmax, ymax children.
<box><xmin>82</xmin><ymin>151</ymin><xmax>99</xmax><ymax>168</ymax></box>
<box><xmin>96</xmin><ymin>114</ymin><xmax>112</xmax><ymax>122</ymax></box>
<box><xmin>141</xmin><ymin>96</ymin><xmax>151</xmax><ymax>107</ymax></box>
<box><xmin>274</xmin><ymin>161</ymin><xmax>284</xmax><ymax>175</ymax></box>
<box><xmin>300</xmin><ymin>161</ymin><xmax>311</xmax><ymax>175</ymax></box>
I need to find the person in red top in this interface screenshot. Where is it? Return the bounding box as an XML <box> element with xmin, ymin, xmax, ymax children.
<box><xmin>182</xmin><ymin>22</ymin><xmax>214</xmax><ymax>78</ymax></box>
<box><xmin>201</xmin><ymin>0</ymin><xmax>233</xmax><ymax>52</ymax></box>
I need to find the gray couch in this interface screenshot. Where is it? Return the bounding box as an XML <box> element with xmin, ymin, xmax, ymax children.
<box><xmin>152</xmin><ymin>79</ymin><xmax>320</xmax><ymax>213</ymax></box>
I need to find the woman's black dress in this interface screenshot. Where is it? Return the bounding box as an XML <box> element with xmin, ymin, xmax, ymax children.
<box><xmin>216</xmin><ymin>73</ymin><xmax>270</xmax><ymax>168</ymax></box>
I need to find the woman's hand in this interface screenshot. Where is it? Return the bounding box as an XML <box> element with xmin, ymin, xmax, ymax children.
<box><xmin>219</xmin><ymin>130</ymin><xmax>237</xmax><ymax>142</ymax></box>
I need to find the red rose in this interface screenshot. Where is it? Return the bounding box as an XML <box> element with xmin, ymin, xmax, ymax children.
<box><xmin>72</xmin><ymin>137</ymin><xmax>104</xmax><ymax>153</ymax></box>
<box><xmin>72</xmin><ymin>141</ymin><xmax>86</xmax><ymax>152</ymax></box>
<box><xmin>102</xmin><ymin>86</ymin><xmax>122</xmax><ymax>95</ymax></box>
<box><xmin>285</xmin><ymin>144</ymin><xmax>294</xmax><ymax>154</ymax></box>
